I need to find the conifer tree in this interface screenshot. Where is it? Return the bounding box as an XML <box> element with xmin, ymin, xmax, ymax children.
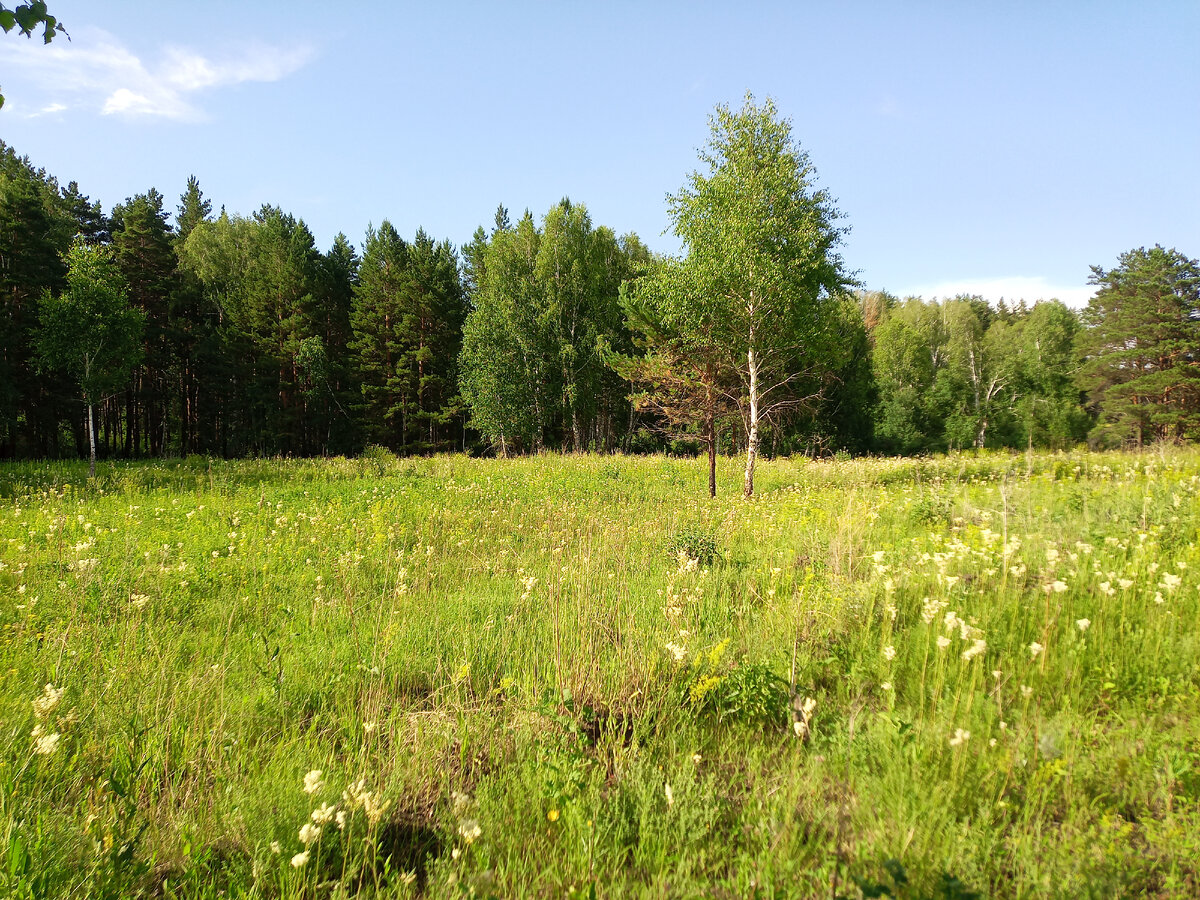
<box><xmin>1078</xmin><ymin>246</ymin><xmax>1200</xmax><ymax>446</ymax></box>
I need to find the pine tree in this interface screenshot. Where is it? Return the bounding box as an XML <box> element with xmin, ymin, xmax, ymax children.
<box><xmin>112</xmin><ymin>189</ymin><xmax>179</xmax><ymax>455</ymax></box>
<box><xmin>0</xmin><ymin>140</ymin><xmax>73</xmax><ymax>456</ymax></box>
<box><xmin>1078</xmin><ymin>246</ymin><xmax>1200</xmax><ymax>446</ymax></box>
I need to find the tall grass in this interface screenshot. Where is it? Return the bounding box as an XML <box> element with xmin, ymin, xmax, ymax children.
<box><xmin>1</xmin><ymin>449</ymin><xmax>1197</xmax><ymax>898</ymax></box>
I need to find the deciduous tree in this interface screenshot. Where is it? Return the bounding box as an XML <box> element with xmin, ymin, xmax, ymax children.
<box><xmin>35</xmin><ymin>239</ymin><xmax>143</xmax><ymax>476</ymax></box>
<box><xmin>660</xmin><ymin>94</ymin><xmax>855</xmax><ymax>495</ymax></box>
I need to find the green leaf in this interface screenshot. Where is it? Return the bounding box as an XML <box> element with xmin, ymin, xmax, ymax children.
<box><xmin>0</xmin><ymin>10</ymin><xmax>17</xmax><ymax>32</ymax></box>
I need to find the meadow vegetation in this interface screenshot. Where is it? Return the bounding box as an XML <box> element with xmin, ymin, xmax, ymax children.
<box><xmin>1</xmin><ymin>449</ymin><xmax>1198</xmax><ymax>898</ymax></box>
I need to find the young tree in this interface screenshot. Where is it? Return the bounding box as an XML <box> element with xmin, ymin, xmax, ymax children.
<box><xmin>1078</xmin><ymin>246</ymin><xmax>1200</xmax><ymax>446</ymax></box>
<box><xmin>615</xmin><ymin>265</ymin><xmax>735</xmax><ymax>495</ymax></box>
<box><xmin>661</xmin><ymin>94</ymin><xmax>855</xmax><ymax>495</ymax></box>
<box><xmin>35</xmin><ymin>239</ymin><xmax>144</xmax><ymax>476</ymax></box>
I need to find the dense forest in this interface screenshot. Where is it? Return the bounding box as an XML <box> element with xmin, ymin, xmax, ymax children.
<box><xmin>2</xmin><ymin>136</ymin><xmax>1198</xmax><ymax>465</ymax></box>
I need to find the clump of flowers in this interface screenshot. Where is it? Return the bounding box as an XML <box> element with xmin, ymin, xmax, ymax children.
<box><xmin>303</xmin><ymin>769</ymin><xmax>324</xmax><ymax>795</ymax></box>
<box><xmin>792</xmin><ymin>696</ymin><xmax>817</xmax><ymax>741</ymax></box>
<box><xmin>31</xmin><ymin>683</ymin><xmax>69</xmax><ymax>757</ymax></box>
<box><xmin>270</xmin><ymin>770</ymin><xmax>395</xmax><ymax>882</ymax></box>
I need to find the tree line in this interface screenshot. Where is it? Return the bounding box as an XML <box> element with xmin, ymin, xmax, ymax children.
<box><xmin>2</xmin><ymin>98</ymin><xmax>1198</xmax><ymax>483</ymax></box>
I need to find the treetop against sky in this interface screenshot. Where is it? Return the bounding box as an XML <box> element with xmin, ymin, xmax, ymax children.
<box><xmin>0</xmin><ymin>1</ymin><xmax>1196</xmax><ymax>307</ymax></box>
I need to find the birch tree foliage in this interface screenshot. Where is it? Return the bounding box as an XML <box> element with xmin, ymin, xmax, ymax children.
<box><xmin>35</xmin><ymin>239</ymin><xmax>143</xmax><ymax>474</ymax></box>
<box><xmin>666</xmin><ymin>93</ymin><xmax>854</xmax><ymax>495</ymax></box>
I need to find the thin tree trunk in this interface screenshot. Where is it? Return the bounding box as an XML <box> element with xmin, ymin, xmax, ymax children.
<box><xmin>87</xmin><ymin>401</ymin><xmax>96</xmax><ymax>479</ymax></box>
<box><xmin>706</xmin><ymin>370</ymin><xmax>716</xmax><ymax>498</ymax></box>
<box><xmin>743</xmin><ymin>344</ymin><xmax>760</xmax><ymax>498</ymax></box>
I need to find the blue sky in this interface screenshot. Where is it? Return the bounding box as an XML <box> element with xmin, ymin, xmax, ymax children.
<box><xmin>1</xmin><ymin>1</ymin><xmax>1196</xmax><ymax>307</ymax></box>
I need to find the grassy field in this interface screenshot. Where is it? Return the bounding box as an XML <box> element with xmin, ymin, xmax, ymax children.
<box><xmin>1</xmin><ymin>449</ymin><xmax>1198</xmax><ymax>899</ymax></box>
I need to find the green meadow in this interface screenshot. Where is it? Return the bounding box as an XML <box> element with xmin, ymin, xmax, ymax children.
<box><xmin>1</xmin><ymin>450</ymin><xmax>1198</xmax><ymax>899</ymax></box>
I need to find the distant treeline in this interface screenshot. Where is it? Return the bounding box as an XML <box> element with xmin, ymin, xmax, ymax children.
<box><xmin>2</xmin><ymin>139</ymin><xmax>1197</xmax><ymax>461</ymax></box>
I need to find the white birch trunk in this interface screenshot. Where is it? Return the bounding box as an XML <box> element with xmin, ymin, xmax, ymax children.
<box><xmin>743</xmin><ymin>342</ymin><xmax>759</xmax><ymax>497</ymax></box>
<box><xmin>87</xmin><ymin>402</ymin><xmax>96</xmax><ymax>479</ymax></box>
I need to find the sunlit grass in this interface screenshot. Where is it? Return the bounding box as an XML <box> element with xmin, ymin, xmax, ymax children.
<box><xmin>1</xmin><ymin>449</ymin><xmax>1198</xmax><ymax>898</ymax></box>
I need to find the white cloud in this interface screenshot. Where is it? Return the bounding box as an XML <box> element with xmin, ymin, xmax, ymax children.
<box><xmin>22</xmin><ymin>101</ymin><xmax>68</xmax><ymax>118</ymax></box>
<box><xmin>897</xmin><ymin>276</ymin><xmax>1095</xmax><ymax>309</ymax></box>
<box><xmin>0</xmin><ymin>28</ymin><xmax>314</xmax><ymax>121</ymax></box>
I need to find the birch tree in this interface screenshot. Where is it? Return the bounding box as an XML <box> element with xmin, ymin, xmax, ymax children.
<box><xmin>35</xmin><ymin>239</ymin><xmax>144</xmax><ymax>476</ymax></box>
<box><xmin>667</xmin><ymin>94</ymin><xmax>854</xmax><ymax>495</ymax></box>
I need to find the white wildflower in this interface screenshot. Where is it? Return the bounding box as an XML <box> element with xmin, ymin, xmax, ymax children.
<box><xmin>298</xmin><ymin>822</ymin><xmax>321</xmax><ymax>844</ymax></box>
<box><xmin>290</xmin><ymin>850</ymin><xmax>309</xmax><ymax>868</ymax></box>
<box><xmin>303</xmin><ymin>769</ymin><xmax>324</xmax><ymax>795</ymax></box>
<box><xmin>311</xmin><ymin>804</ymin><xmax>338</xmax><ymax>825</ymax></box>
<box><xmin>962</xmin><ymin>638</ymin><xmax>987</xmax><ymax>661</ymax></box>
<box><xmin>458</xmin><ymin>819</ymin><xmax>482</xmax><ymax>844</ymax></box>
<box><xmin>1029</xmin><ymin>641</ymin><xmax>1044</xmax><ymax>659</ymax></box>
<box><xmin>1076</xmin><ymin>618</ymin><xmax>1091</xmax><ymax>632</ymax></box>
<box><xmin>32</xmin><ymin>683</ymin><xmax>64</xmax><ymax>719</ymax></box>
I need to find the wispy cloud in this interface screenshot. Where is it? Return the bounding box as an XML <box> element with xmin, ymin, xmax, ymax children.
<box><xmin>898</xmin><ymin>276</ymin><xmax>1095</xmax><ymax>308</ymax></box>
<box><xmin>0</xmin><ymin>28</ymin><xmax>314</xmax><ymax>121</ymax></box>
<box><xmin>24</xmin><ymin>101</ymin><xmax>68</xmax><ymax>118</ymax></box>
